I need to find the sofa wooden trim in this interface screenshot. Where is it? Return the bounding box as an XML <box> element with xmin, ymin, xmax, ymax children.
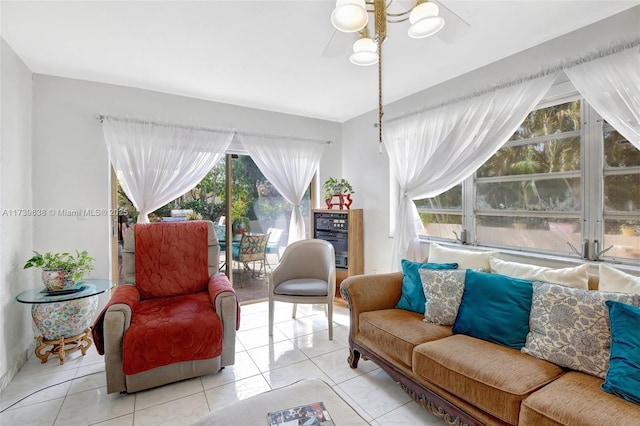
<box><xmin>347</xmin><ymin>338</ymin><xmax>480</xmax><ymax>426</ymax></box>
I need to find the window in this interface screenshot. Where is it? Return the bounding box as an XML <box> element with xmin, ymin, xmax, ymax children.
<box><xmin>415</xmin><ymin>185</ymin><xmax>463</xmax><ymax>240</ymax></box>
<box><xmin>602</xmin><ymin>124</ymin><xmax>640</xmax><ymax>260</ymax></box>
<box><xmin>414</xmin><ymin>94</ymin><xmax>640</xmax><ymax>264</ymax></box>
<box><xmin>476</xmin><ymin>100</ymin><xmax>582</xmax><ymax>253</ymax></box>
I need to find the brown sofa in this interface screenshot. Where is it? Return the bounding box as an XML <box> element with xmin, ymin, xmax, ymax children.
<box><xmin>340</xmin><ymin>271</ymin><xmax>640</xmax><ymax>426</ymax></box>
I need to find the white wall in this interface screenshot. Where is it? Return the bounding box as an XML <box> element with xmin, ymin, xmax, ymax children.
<box><xmin>0</xmin><ymin>38</ymin><xmax>35</xmax><ymax>390</ymax></box>
<box><xmin>342</xmin><ymin>7</ymin><xmax>640</xmax><ymax>274</ymax></box>
<box><xmin>31</xmin><ymin>75</ymin><xmax>342</xmax><ymax>282</ymax></box>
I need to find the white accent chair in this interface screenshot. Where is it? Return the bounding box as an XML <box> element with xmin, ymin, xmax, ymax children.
<box><xmin>268</xmin><ymin>239</ymin><xmax>336</xmax><ymax>340</ymax></box>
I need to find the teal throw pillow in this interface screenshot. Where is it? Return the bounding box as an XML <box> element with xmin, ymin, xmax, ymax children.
<box><xmin>452</xmin><ymin>269</ymin><xmax>533</xmax><ymax>349</ymax></box>
<box><xmin>601</xmin><ymin>300</ymin><xmax>640</xmax><ymax>405</ymax></box>
<box><xmin>396</xmin><ymin>259</ymin><xmax>458</xmax><ymax>314</ymax></box>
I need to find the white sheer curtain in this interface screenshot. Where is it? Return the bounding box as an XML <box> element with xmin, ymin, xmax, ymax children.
<box><xmin>564</xmin><ymin>46</ymin><xmax>640</xmax><ymax>148</ymax></box>
<box><xmin>102</xmin><ymin>117</ymin><xmax>234</xmax><ymax>223</ymax></box>
<box><xmin>384</xmin><ymin>73</ymin><xmax>558</xmax><ymax>270</ymax></box>
<box><xmin>238</xmin><ymin>135</ymin><xmax>326</xmax><ymax>244</ymax></box>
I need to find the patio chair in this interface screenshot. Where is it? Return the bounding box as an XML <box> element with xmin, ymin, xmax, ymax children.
<box><xmin>232</xmin><ymin>233</ymin><xmax>270</xmax><ymax>287</ymax></box>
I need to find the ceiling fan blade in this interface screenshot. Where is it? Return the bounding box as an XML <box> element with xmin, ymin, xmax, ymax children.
<box><xmin>322</xmin><ymin>29</ymin><xmax>355</xmax><ymax>57</ymax></box>
<box><xmin>434</xmin><ymin>0</ymin><xmax>471</xmax><ymax>45</ymax></box>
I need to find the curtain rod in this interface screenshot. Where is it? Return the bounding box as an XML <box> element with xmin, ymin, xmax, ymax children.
<box><xmin>388</xmin><ymin>38</ymin><xmax>640</xmax><ymax>123</ymax></box>
<box><xmin>94</xmin><ymin>114</ymin><xmax>332</xmax><ymax>144</ymax></box>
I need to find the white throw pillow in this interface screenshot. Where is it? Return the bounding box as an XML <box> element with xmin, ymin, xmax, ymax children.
<box><xmin>489</xmin><ymin>257</ymin><xmax>589</xmax><ymax>289</ymax></box>
<box><xmin>599</xmin><ymin>264</ymin><xmax>640</xmax><ymax>294</ymax></box>
<box><xmin>428</xmin><ymin>243</ymin><xmax>498</xmax><ymax>270</ymax></box>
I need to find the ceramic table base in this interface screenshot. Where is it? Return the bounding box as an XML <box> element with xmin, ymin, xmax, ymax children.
<box><xmin>30</xmin><ymin>296</ymin><xmax>98</xmax><ymax>364</ymax></box>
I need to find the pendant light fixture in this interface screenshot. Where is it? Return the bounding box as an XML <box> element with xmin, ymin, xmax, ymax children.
<box><xmin>331</xmin><ymin>0</ymin><xmax>445</xmax><ymax>151</ymax></box>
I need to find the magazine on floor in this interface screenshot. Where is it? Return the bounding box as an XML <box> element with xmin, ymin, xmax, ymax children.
<box><xmin>267</xmin><ymin>401</ymin><xmax>335</xmax><ymax>426</ymax></box>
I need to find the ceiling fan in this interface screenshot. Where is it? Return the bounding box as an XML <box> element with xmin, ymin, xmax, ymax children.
<box><xmin>322</xmin><ymin>0</ymin><xmax>471</xmax><ymax>58</ymax></box>
<box><xmin>322</xmin><ymin>0</ymin><xmax>471</xmax><ymax>152</ymax></box>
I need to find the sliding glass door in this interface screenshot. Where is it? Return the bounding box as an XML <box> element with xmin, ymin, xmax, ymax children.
<box><xmin>113</xmin><ymin>153</ymin><xmax>313</xmax><ymax>286</ymax></box>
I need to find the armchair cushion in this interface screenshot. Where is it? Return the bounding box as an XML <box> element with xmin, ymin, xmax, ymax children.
<box><xmin>122</xmin><ymin>292</ymin><xmax>223</xmax><ymax>375</ymax></box>
<box><xmin>92</xmin><ymin>284</ymin><xmax>141</xmax><ymax>355</ymax></box>
<box><xmin>274</xmin><ymin>278</ymin><xmax>328</xmax><ymax>296</ymax></box>
<box><xmin>135</xmin><ymin>221</ymin><xmax>210</xmax><ymax>299</ymax></box>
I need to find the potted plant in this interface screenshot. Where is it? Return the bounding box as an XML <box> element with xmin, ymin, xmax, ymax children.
<box><xmin>323</xmin><ymin>177</ymin><xmax>354</xmax><ymax>210</ymax></box>
<box><xmin>621</xmin><ymin>222</ymin><xmax>637</xmax><ymax>236</ymax></box>
<box><xmin>232</xmin><ymin>216</ymin><xmax>251</xmax><ymax>236</ymax></box>
<box><xmin>24</xmin><ymin>250</ymin><xmax>95</xmax><ymax>291</ymax></box>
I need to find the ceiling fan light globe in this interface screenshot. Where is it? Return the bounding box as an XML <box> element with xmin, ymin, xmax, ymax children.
<box><xmin>409</xmin><ymin>2</ymin><xmax>440</xmax><ymax>24</ymax></box>
<box><xmin>350</xmin><ymin>51</ymin><xmax>378</xmax><ymax>66</ymax></box>
<box><xmin>408</xmin><ymin>16</ymin><xmax>445</xmax><ymax>38</ymax></box>
<box><xmin>331</xmin><ymin>0</ymin><xmax>368</xmax><ymax>33</ymax></box>
<box><xmin>352</xmin><ymin>37</ymin><xmax>377</xmax><ymax>54</ymax></box>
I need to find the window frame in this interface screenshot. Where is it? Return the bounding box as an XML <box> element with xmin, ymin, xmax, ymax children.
<box><xmin>410</xmin><ymin>84</ymin><xmax>640</xmax><ymax>266</ymax></box>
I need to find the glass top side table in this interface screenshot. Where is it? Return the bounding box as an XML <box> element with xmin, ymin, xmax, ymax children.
<box><xmin>16</xmin><ymin>279</ymin><xmax>114</xmax><ymax>364</ymax></box>
<box><xmin>16</xmin><ymin>279</ymin><xmax>112</xmax><ymax>303</ymax></box>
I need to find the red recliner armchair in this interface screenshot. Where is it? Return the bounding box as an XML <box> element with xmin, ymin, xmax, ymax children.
<box><xmin>92</xmin><ymin>220</ymin><xmax>239</xmax><ymax>394</ymax></box>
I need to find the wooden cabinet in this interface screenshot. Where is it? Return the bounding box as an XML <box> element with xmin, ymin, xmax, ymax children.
<box><xmin>312</xmin><ymin>209</ymin><xmax>363</xmax><ymax>296</ymax></box>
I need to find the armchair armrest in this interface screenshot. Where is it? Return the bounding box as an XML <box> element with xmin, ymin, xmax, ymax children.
<box><xmin>208</xmin><ymin>273</ymin><xmax>239</xmax><ymax>366</ymax></box>
<box><xmin>92</xmin><ymin>285</ymin><xmax>140</xmax><ymax>354</ymax></box>
<box><xmin>91</xmin><ymin>284</ymin><xmax>141</xmax><ymax>394</ymax></box>
<box><xmin>340</xmin><ymin>272</ymin><xmax>404</xmax><ymax>342</ymax></box>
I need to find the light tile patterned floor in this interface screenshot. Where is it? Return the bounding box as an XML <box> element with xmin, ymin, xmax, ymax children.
<box><xmin>0</xmin><ymin>301</ymin><xmax>446</xmax><ymax>425</ymax></box>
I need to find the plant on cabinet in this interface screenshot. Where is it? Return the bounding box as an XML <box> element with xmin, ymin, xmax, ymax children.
<box><xmin>323</xmin><ymin>177</ymin><xmax>354</xmax><ymax>210</ymax></box>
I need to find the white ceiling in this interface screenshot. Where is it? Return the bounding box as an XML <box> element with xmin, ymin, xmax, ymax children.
<box><xmin>1</xmin><ymin>1</ymin><xmax>638</xmax><ymax>122</ymax></box>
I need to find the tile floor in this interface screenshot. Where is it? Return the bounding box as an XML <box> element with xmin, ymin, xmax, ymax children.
<box><xmin>0</xmin><ymin>301</ymin><xmax>445</xmax><ymax>426</ymax></box>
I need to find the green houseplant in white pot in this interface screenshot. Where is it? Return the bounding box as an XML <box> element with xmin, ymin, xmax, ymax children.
<box><xmin>24</xmin><ymin>250</ymin><xmax>95</xmax><ymax>291</ymax></box>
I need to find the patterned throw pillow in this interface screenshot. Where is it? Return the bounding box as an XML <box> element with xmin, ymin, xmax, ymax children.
<box><xmin>396</xmin><ymin>260</ymin><xmax>458</xmax><ymax>314</ymax></box>
<box><xmin>523</xmin><ymin>282</ymin><xmax>640</xmax><ymax>378</ymax></box>
<box><xmin>419</xmin><ymin>269</ymin><xmax>467</xmax><ymax>325</ymax></box>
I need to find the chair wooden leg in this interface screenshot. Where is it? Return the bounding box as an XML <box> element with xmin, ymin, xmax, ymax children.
<box><xmin>292</xmin><ymin>303</ymin><xmax>297</xmax><ymax>318</ymax></box>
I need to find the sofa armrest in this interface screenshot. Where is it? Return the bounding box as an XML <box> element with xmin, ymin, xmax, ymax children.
<box><xmin>340</xmin><ymin>272</ymin><xmax>404</xmax><ymax>342</ymax></box>
<box><xmin>208</xmin><ymin>273</ymin><xmax>239</xmax><ymax>366</ymax></box>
